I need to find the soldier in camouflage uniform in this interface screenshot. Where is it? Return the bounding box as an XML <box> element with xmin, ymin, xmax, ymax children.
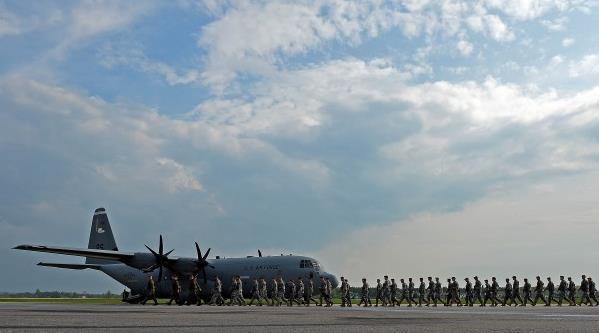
<box><xmin>557</xmin><ymin>276</ymin><xmax>571</xmax><ymax>306</ymax></box>
<box><xmin>426</xmin><ymin>277</ymin><xmax>435</xmax><ymax>306</ymax></box>
<box><xmin>408</xmin><ymin>278</ymin><xmax>417</xmax><ymax>305</ymax></box>
<box><xmin>445</xmin><ymin>278</ymin><xmax>453</xmax><ymax>306</ymax></box>
<box><xmin>489</xmin><ymin>277</ymin><xmax>500</xmax><ymax>306</ymax></box>
<box><xmin>375</xmin><ymin>278</ymin><xmax>382</xmax><ymax>307</ymax></box>
<box><xmin>141</xmin><ymin>275</ymin><xmax>158</xmax><ymax>305</ymax></box>
<box><xmin>434</xmin><ymin>277</ymin><xmax>442</xmax><ymax>307</ymax></box>
<box><xmin>382</xmin><ymin>276</ymin><xmax>391</xmax><ymax>306</ymax></box>
<box><xmin>398</xmin><ymin>278</ymin><xmax>410</xmax><ymax>307</ymax></box>
<box><xmin>512</xmin><ymin>276</ymin><xmax>523</xmax><ymax>306</ymax></box>
<box><xmin>340</xmin><ymin>276</ymin><xmax>347</xmax><ymax>307</ymax></box>
<box><xmin>588</xmin><ymin>277</ymin><xmax>599</xmax><ymax>306</ymax></box>
<box><xmin>318</xmin><ymin>276</ymin><xmax>327</xmax><ymax>306</ymax></box>
<box><xmin>270</xmin><ymin>277</ymin><xmax>280</xmax><ymax>306</ymax></box>
<box><xmin>473</xmin><ymin>276</ymin><xmax>483</xmax><ymax>306</ymax></box>
<box><xmin>187</xmin><ymin>274</ymin><xmax>202</xmax><ymax>306</ymax></box>
<box><xmin>259</xmin><ymin>277</ymin><xmax>268</xmax><ymax>305</ymax></box>
<box><xmin>358</xmin><ymin>278</ymin><xmax>371</xmax><ymax>307</ymax></box>
<box><xmin>344</xmin><ymin>278</ymin><xmax>352</xmax><ymax>307</ymax></box>
<box><xmin>522</xmin><ymin>278</ymin><xmax>533</xmax><ymax>306</ymax></box>
<box><xmin>304</xmin><ymin>276</ymin><xmax>318</xmax><ymax>306</ymax></box>
<box><xmin>482</xmin><ymin>279</ymin><xmax>492</xmax><ymax>306</ymax></box>
<box><xmin>546</xmin><ymin>277</ymin><xmax>557</xmax><ymax>306</ymax></box>
<box><xmin>464</xmin><ymin>277</ymin><xmax>474</xmax><ymax>307</ymax></box>
<box><xmin>390</xmin><ymin>278</ymin><xmax>398</xmax><ymax>306</ymax></box>
<box><xmin>168</xmin><ymin>274</ymin><xmax>181</xmax><ymax>306</ymax></box>
<box><xmin>286</xmin><ymin>279</ymin><xmax>296</xmax><ymax>306</ymax></box>
<box><xmin>209</xmin><ymin>276</ymin><xmax>224</xmax><ymax>306</ymax></box>
<box><xmin>502</xmin><ymin>278</ymin><xmax>512</xmax><ymax>306</ymax></box>
<box><xmin>325</xmin><ymin>277</ymin><xmax>333</xmax><ymax>307</ymax></box>
<box><xmin>248</xmin><ymin>278</ymin><xmax>262</xmax><ymax>306</ymax></box>
<box><xmin>579</xmin><ymin>275</ymin><xmax>591</xmax><ymax>306</ymax></box>
<box><xmin>568</xmin><ymin>277</ymin><xmax>576</xmax><ymax>306</ymax></box>
<box><xmin>418</xmin><ymin>278</ymin><xmax>427</xmax><ymax>306</ymax></box>
<box><xmin>452</xmin><ymin>277</ymin><xmax>462</xmax><ymax>306</ymax></box>
<box><xmin>278</xmin><ymin>277</ymin><xmax>286</xmax><ymax>306</ymax></box>
<box><xmin>532</xmin><ymin>276</ymin><xmax>546</xmax><ymax>306</ymax></box>
<box><xmin>294</xmin><ymin>277</ymin><xmax>305</xmax><ymax>306</ymax></box>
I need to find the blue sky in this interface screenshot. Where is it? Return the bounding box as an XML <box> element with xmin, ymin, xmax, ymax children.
<box><xmin>2</xmin><ymin>0</ymin><xmax>599</xmax><ymax>292</ymax></box>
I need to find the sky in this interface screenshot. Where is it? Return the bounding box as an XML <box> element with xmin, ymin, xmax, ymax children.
<box><xmin>1</xmin><ymin>0</ymin><xmax>599</xmax><ymax>293</ymax></box>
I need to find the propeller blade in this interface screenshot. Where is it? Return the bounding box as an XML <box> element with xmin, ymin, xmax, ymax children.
<box><xmin>195</xmin><ymin>242</ymin><xmax>202</xmax><ymax>260</ymax></box>
<box><xmin>164</xmin><ymin>249</ymin><xmax>174</xmax><ymax>257</ymax></box>
<box><xmin>202</xmin><ymin>269</ymin><xmax>207</xmax><ymax>284</ymax></box>
<box><xmin>158</xmin><ymin>265</ymin><xmax>163</xmax><ymax>281</ymax></box>
<box><xmin>145</xmin><ymin>245</ymin><xmax>158</xmax><ymax>256</ymax></box>
<box><xmin>159</xmin><ymin>235</ymin><xmax>163</xmax><ymax>255</ymax></box>
<box><xmin>258</xmin><ymin>249</ymin><xmax>262</xmax><ymax>257</ymax></box>
<box><xmin>203</xmin><ymin>248</ymin><xmax>211</xmax><ymax>261</ymax></box>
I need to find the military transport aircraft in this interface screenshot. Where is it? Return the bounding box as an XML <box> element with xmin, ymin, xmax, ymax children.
<box><xmin>14</xmin><ymin>208</ymin><xmax>338</xmax><ymax>302</ymax></box>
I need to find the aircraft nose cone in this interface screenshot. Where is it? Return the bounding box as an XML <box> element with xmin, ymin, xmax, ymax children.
<box><xmin>327</xmin><ymin>273</ymin><xmax>339</xmax><ymax>289</ymax></box>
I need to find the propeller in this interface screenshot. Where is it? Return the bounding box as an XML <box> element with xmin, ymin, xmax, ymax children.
<box><xmin>258</xmin><ymin>249</ymin><xmax>262</xmax><ymax>257</ymax></box>
<box><xmin>143</xmin><ymin>235</ymin><xmax>174</xmax><ymax>281</ymax></box>
<box><xmin>194</xmin><ymin>242</ymin><xmax>214</xmax><ymax>284</ymax></box>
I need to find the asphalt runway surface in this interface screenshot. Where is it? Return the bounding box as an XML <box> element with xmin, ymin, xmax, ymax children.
<box><xmin>1</xmin><ymin>303</ymin><xmax>599</xmax><ymax>332</ymax></box>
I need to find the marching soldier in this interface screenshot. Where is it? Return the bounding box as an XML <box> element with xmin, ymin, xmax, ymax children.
<box><xmin>168</xmin><ymin>274</ymin><xmax>181</xmax><ymax>306</ymax></box>
<box><xmin>533</xmin><ymin>276</ymin><xmax>546</xmax><ymax>306</ymax></box>
<box><xmin>358</xmin><ymin>278</ymin><xmax>371</xmax><ymax>307</ymax></box>
<box><xmin>304</xmin><ymin>276</ymin><xmax>318</xmax><ymax>306</ymax></box>
<box><xmin>522</xmin><ymin>278</ymin><xmax>533</xmax><ymax>306</ymax></box>
<box><xmin>464</xmin><ymin>278</ymin><xmax>473</xmax><ymax>307</ymax></box>
<box><xmin>340</xmin><ymin>276</ymin><xmax>347</xmax><ymax>307</ymax></box>
<box><xmin>142</xmin><ymin>275</ymin><xmax>158</xmax><ymax>306</ymax></box>
<box><xmin>490</xmin><ymin>277</ymin><xmax>500</xmax><ymax>306</ymax></box>
<box><xmin>546</xmin><ymin>277</ymin><xmax>557</xmax><ymax>306</ymax></box>
<box><xmin>433</xmin><ymin>277</ymin><xmax>441</xmax><ymax>307</ymax></box>
<box><xmin>286</xmin><ymin>279</ymin><xmax>296</xmax><ymax>307</ymax></box>
<box><xmin>418</xmin><ymin>278</ymin><xmax>427</xmax><ymax>306</ymax></box>
<box><xmin>318</xmin><ymin>276</ymin><xmax>327</xmax><ymax>306</ymax></box>
<box><xmin>390</xmin><ymin>278</ymin><xmax>398</xmax><ymax>306</ymax></box>
<box><xmin>579</xmin><ymin>275</ymin><xmax>591</xmax><ymax>306</ymax></box>
<box><xmin>227</xmin><ymin>276</ymin><xmax>239</xmax><ymax>306</ymax></box>
<box><xmin>502</xmin><ymin>278</ymin><xmax>512</xmax><ymax>306</ymax></box>
<box><xmin>557</xmin><ymin>276</ymin><xmax>571</xmax><ymax>306</ymax></box>
<box><xmin>445</xmin><ymin>278</ymin><xmax>453</xmax><ymax>306</ymax></box>
<box><xmin>451</xmin><ymin>277</ymin><xmax>462</xmax><ymax>306</ymax></box>
<box><xmin>382</xmin><ymin>276</ymin><xmax>391</xmax><ymax>306</ymax></box>
<box><xmin>209</xmin><ymin>276</ymin><xmax>224</xmax><ymax>305</ymax></box>
<box><xmin>588</xmin><ymin>277</ymin><xmax>599</xmax><ymax>306</ymax></box>
<box><xmin>512</xmin><ymin>276</ymin><xmax>523</xmax><ymax>306</ymax></box>
<box><xmin>325</xmin><ymin>277</ymin><xmax>333</xmax><ymax>307</ymax></box>
<box><xmin>568</xmin><ymin>277</ymin><xmax>576</xmax><ymax>306</ymax></box>
<box><xmin>237</xmin><ymin>276</ymin><xmax>246</xmax><ymax>305</ymax></box>
<box><xmin>271</xmin><ymin>277</ymin><xmax>280</xmax><ymax>306</ymax></box>
<box><xmin>426</xmin><ymin>277</ymin><xmax>435</xmax><ymax>306</ymax></box>
<box><xmin>482</xmin><ymin>279</ymin><xmax>492</xmax><ymax>306</ymax></box>
<box><xmin>248</xmin><ymin>278</ymin><xmax>262</xmax><ymax>306</ymax></box>
<box><xmin>398</xmin><ymin>278</ymin><xmax>410</xmax><ymax>306</ymax></box>
<box><xmin>259</xmin><ymin>277</ymin><xmax>268</xmax><ymax>305</ymax></box>
<box><xmin>375</xmin><ymin>278</ymin><xmax>382</xmax><ymax>307</ymax></box>
<box><xmin>408</xmin><ymin>278</ymin><xmax>416</xmax><ymax>305</ymax></box>
<box><xmin>278</xmin><ymin>277</ymin><xmax>287</xmax><ymax>306</ymax></box>
<box><xmin>187</xmin><ymin>274</ymin><xmax>202</xmax><ymax>306</ymax></box>
<box><xmin>295</xmin><ymin>277</ymin><xmax>305</xmax><ymax>306</ymax></box>
<box><xmin>344</xmin><ymin>278</ymin><xmax>352</xmax><ymax>307</ymax></box>
<box><xmin>473</xmin><ymin>276</ymin><xmax>483</xmax><ymax>306</ymax></box>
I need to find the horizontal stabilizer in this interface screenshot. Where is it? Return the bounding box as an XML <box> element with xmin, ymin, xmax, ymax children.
<box><xmin>14</xmin><ymin>245</ymin><xmax>134</xmax><ymax>261</ymax></box>
<box><xmin>37</xmin><ymin>262</ymin><xmax>101</xmax><ymax>270</ymax></box>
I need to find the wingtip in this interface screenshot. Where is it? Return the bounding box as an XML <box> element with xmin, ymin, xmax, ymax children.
<box><xmin>13</xmin><ymin>245</ymin><xmax>27</xmax><ymax>250</ymax></box>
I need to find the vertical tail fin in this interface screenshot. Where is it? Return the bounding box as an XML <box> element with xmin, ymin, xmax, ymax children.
<box><xmin>86</xmin><ymin>207</ymin><xmax>118</xmax><ymax>265</ymax></box>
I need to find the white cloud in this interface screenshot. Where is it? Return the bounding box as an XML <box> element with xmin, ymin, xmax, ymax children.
<box><xmin>0</xmin><ymin>5</ymin><xmax>21</xmax><ymax>36</ymax></box>
<box><xmin>156</xmin><ymin>158</ymin><xmax>203</xmax><ymax>193</ymax></box>
<box><xmin>569</xmin><ymin>53</ymin><xmax>599</xmax><ymax>77</ymax></box>
<box><xmin>562</xmin><ymin>37</ymin><xmax>575</xmax><ymax>47</ymax></box>
<box><xmin>318</xmin><ymin>171</ymin><xmax>599</xmax><ymax>280</ymax></box>
<box><xmin>483</xmin><ymin>14</ymin><xmax>515</xmax><ymax>41</ymax></box>
<box><xmin>484</xmin><ymin>0</ymin><xmax>571</xmax><ymax>20</ymax></box>
<box><xmin>457</xmin><ymin>39</ymin><xmax>474</xmax><ymax>56</ymax></box>
<box><xmin>541</xmin><ymin>16</ymin><xmax>569</xmax><ymax>31</ymax></box>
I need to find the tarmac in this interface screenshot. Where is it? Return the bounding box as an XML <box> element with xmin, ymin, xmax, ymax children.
<box><xmin>1</xmin><ymin>303</ymin><xmax>599</xmax><ymax>332</ymax></box>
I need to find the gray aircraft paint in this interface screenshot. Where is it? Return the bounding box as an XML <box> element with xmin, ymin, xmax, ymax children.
<box><xmin>16</xmin><ymin>208</ymin><xmax>338</xmax><ymax>299</ymax></box>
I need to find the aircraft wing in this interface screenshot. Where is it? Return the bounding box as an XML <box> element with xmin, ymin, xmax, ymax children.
<box><xmin>13</xmin><ymin>245</ymin><xmax>134</xmax><ymax>261</ymax></box>
<box><xmin>37</xmin><ymin>262</ymin><xmax>101</xmax><ymax>270</ymax></box>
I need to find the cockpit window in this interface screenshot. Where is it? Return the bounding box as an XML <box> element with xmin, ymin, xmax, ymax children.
<box><xmin>300</xmin><ymin>259</ymin><xmax>320</xmax><ymax>271</ymax></box>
